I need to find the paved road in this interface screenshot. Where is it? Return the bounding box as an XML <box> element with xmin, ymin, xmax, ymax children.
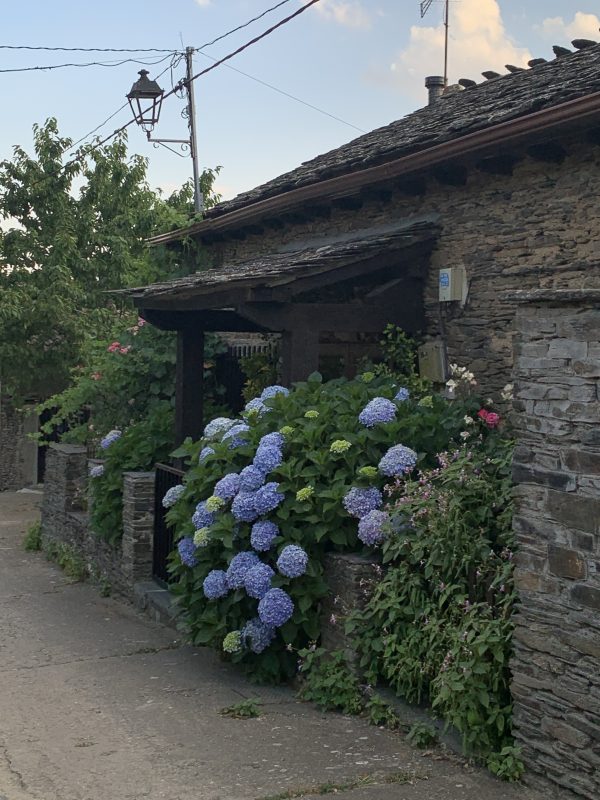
<box><xmin>0</xmin><ymin>491</ymin><xmax>543</xmax><ymax>800</ymax></box>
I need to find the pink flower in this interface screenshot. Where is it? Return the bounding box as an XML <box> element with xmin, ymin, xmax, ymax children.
<box><xmin>91</xmin><ymin>372</ymin><xmax>102</xmax><ymax>381</ymax></box>
<box><xmin>478</xmin><ymin>408</ymin><xmax>500</xmax><ymax>428</ymax></box>
<box><xmin>119</xmin><ymin>346</ymin><xmax>131</xmax><ymax>354</ymax></box>
<box><xmin>137</xmin><ymin>317</ymin><xmax>146</xmax><ymax>327</ymax></box>
<box><xmin>107</xmin><ymin>341</ymin><xmax>120</xmax><ymax>353</ymax></box>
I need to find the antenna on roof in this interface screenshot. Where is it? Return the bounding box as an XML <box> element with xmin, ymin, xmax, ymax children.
<box><xmin>420</xmin><ymin>0</ymin><xmax>450</xmax><ymax>87</ymax></box>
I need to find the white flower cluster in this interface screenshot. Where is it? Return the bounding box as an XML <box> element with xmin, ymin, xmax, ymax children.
<box><xmin>446</xmin><ymin>363</ymin><xmax>477</xmax><ymax>395</ymax></box>
<box><xmin>500</xmin><ymin>383</ymin><xmax>514</xmax><ymax>401</ymax></box>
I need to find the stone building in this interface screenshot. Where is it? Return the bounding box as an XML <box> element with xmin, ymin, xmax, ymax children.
<box><xmin>126</xmin><ymin>40</ymin><xmax>600</xmax><ymax>797</ymax></box>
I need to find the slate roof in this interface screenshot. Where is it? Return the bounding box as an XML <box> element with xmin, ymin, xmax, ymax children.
<box><xmin>207</xmin><ymin>41</ymin><xmax>600</xmax><ymax>219</ymax></box>
<box><xmin>130</xmin><ymin>218</ymin><xmax>438</xmax><ymax>302</ymax></box>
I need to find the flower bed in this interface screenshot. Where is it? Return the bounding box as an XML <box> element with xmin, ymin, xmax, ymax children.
<box><xmin>165</xmin><ymin>371</ymin><xmax>489</xmax><ymax>683</ymax></box>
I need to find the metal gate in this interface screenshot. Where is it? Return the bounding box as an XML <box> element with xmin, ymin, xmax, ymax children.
<box><xmin>153</xmin><ymin>463</ymin><xmax>184</xmax><ymax>585</ymax></box>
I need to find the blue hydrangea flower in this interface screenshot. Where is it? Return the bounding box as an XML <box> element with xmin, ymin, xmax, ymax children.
<box><xmin>222</xmin><ymin>422</ymin><xmax>250</xmax><ymax>449</ymax></box>
<box><xmin>203</xmin><ymin>417</ymin><xmax>236</xmax><ymax>440</ymax></box>
<box><xmin>100</xmin><ymin>429</ymin><xmax>121</xmax><ymax>449</ymax></box>
<box><xmin>203</xmin><ymin>569</ymin><xmax>229</xmax><ymax>599</ymax></box>
<box><xmin>378</xmin><ymin>444</ymin><xmax>418</xmax><ymax>477</ymax></box>
<box><xmin>250</xmin><ymin>520</ymin><xmax>280</xmax><ymax>552</ymax></box>
<box><xmin>239</xmin><ymin>465</ymin><xmax>266</xmax><ymax>492</ymax></box>
<box><xmin>260</xmin><ymin>385</ymin><xmax>289</xmax><ymax>401</ymax></box>
<box><xmin>162</xmin><ymin>484</ymin><xmax>185</xmax><ymax>508</ymax></box>
<box><xmin>226</xmin><ymin>551</ymin><xmax>261</xmax><ymax>589</ymax></box>
<box><xmin>177</xmin><ymin>537</ymin><xmax>198</xmax><ymax>568</ymax></box>
<box><xmin>199</xmin><ymin>446</ymin><xmax>215</xmax><ymax>463</ymax></box>
<box><xmin>244</xmin><ymin>563</ymin><xmax>275</xmax><ymax>599</ymax></box>
<box><xmin>394</xmin><ymin>387</ymin><xmax>410</xmax><ymax>402</ymax></box>
<box><xmin>342</xmin><ymin>487</ymin><xmax>383</xmax><ymax>519</ymax></box>
<box><xmin>192</xmin><ymin>501</ymin><xmax>216</xmax><ymax>530</ymax></box>
<box><xmin>357</xmin><ymin>510</ymin><xmax>390</xmax><ymax>546</ymax></box>
<box><xmin>276</xmin><ymin>545</ymin><xmax>308</xmax><ymax>578</ymax></box>
<box><xmin>258</xmin><ymin>588</ymin><xmax>294</xmax><ymax>627</ymax></box>
<box><xmin>260</xmin><ymin>431</ymin><xmax>285</xmax><ymax>448</ymax></box>
<box><xmin>358</xmin><ymin>397</ymin><xmax>397</xmax><ymax>428</ymax></box>
<box><xmin>231</xmin><ymin>492</ymin><xmax>259</xmax><ymax>523</ymax></box>
<box><xmin>241</xmin><ymin>617</ymin><xmax>276</xmax><ymax>654</ymax></box>
<box><xmin>213</xmin><ymin>473</ymin><xmax>241</xmax><ymax>501</ymax></box>
<box><xmin>253</xmin><ymin>443</ymin><xmax>283</xmax><ymax>474</ymax></box>
<box><xmin>254</xmin><ymin>482</ymin><xmax>284</xmax><ymax>515</ymax></box>
<box><xmin>244</xmin><ymin>397</ymin><xmax>269</xmax><ymax>416</ymax></box>
<box><xmin>89</xmin><ymin>464</ymin><xmax>104</xmax><ymax>478</ymax></box>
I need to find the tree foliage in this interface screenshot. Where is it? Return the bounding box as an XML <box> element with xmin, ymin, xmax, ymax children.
<box><xmin>0</xmin><ymin>117</ymin><xmax>220</xmax><ymax>399</ymax></box>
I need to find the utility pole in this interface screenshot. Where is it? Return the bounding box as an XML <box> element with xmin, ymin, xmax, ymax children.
<box><xmin>184</xmin><ymin>47</ymin><xmax>203</xmax><ymax>215</ymax></box>
<box><xmin>127</xmin><ymin>48</ymin><xmax>204</xmax><ymax>216</ymax></box>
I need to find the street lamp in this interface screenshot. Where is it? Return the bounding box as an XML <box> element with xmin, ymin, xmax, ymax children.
<box><xmin>126</xmin><ymin>49</ymin><xmax>203</xmax><ymax>215</ymax></box>
<box><xmin>127</xmin><ymin>70</ymin><xmax>164</xmax><ymax>133</ymax></box>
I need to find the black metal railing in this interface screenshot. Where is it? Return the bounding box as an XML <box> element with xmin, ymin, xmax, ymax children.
<box><xmin>153</xmin><ymin>463</ymin><xmax>185</xmax><ymax>585</ymax></box>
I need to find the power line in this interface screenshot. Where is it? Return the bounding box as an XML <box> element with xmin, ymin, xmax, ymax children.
<box><xmin>0</xmin><ymin>45</ymin><xmax>174</xmax><ymax>53</ymax></box>
<box><xmin>196</xmin><ymin>50</ymin><xmax>366</xmax><ymax>133</ymax></box>
<box><xmin>18</xmin><ymin>0</ymin><xmax>323</xmax><ymax>193</ymax></box>
<box><xmin>0</xmin><ymin>52</ymin><xmax>176</xmax><ymax>75</ymax></box>
<box><xmin>198</xmin><ymin>0</ymin><xmax>293</xmax><ymax>49</ymax></box>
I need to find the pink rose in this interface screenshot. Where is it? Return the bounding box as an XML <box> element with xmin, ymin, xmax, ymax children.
<box><xmin>485</xmin><ymin>412</ymin><xmax>500</xmax><ymax>428</ymax></box>
<box><xmin>91</xmin><ymin>372</ymin><xmax>102</xmax><ymax>381</ymax></box>
<box><xmin>119</xmin><ymin>346</ymin><xmax>131</xmax><ymax>354</ymax></box>
<box><xmin>107</xmin><ymin>341</ymin><xmax>121</xmax><ymax>353</ymax></box>
<box><xmin>477</xmin><ymin>408</ymin><xmax>489</xmax><ymax>422</ymax></box>
<box><xmin>137</xmin><ymin>317</ymin><xmax>146</xmax><ymax>327</ymax></box>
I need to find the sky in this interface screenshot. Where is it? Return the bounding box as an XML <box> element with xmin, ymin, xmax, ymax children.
<box><xmin>1</xmin><ymin>1</ymin><xmax>599</xmax><ymax>203</ymax></box>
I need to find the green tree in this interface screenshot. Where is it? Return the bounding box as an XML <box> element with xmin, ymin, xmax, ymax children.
<box><xmin>0</xmin><ymin>118</ymin><xmax>220</xmax><ymax>399</ymax></box>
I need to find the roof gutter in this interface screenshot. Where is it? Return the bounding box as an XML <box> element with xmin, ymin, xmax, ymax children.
<box><xmin>149</xmin><ymin>90</ymin><xmax>600</xmax><ymax>247</ymax></box>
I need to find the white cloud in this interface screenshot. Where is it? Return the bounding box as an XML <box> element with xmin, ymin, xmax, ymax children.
<box><xmin>371</xmin><ymin>0</ymin><xmax>531</xmax><ymax>99</ymax></box>
<box><xmin>312</xmin><ymin>0</ymin><xmax>371</xmax><ymax>30</ymax></box>
<box><xmin>195</xmin><ymin>0</ymin><xmax>211</xmax><ymax>7</ymax></box>
<box><xmin>539</xmin><ymin>12</ymin><xmax>600</xmax><ymax>42</ymax></box>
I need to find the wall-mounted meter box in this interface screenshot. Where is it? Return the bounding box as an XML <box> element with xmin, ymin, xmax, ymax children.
<box><xmin>438</xmin><ymin>267</ymin><xmax>467</xmax><ymax>303</ymax></box>
<box><xmin>418</xmin><ymin>340</ymin><xmax>447</xmax><ymax>383</ymax></box>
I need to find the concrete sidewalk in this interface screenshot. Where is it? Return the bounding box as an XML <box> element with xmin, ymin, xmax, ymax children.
<box><xmin>0</xmin><ymin>491</ymin><xmax>542</xmax><ymax>800</ymax></box>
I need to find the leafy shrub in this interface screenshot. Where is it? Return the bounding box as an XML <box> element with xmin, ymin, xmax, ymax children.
<box><xmin>406</xmin><ymin>722</ymin><xmax>438</xmax><ymax>748</ymax></box>
<box><xmin>23</xmin><ymin>520</ymin><xmax>42</xmax><ymax>551</ymax></box>
<box><xmin>166</xmin><ymin>371</ymin><xmax>481</xmax><ymax>683</ymax></box>
<box><xmin>219</xmin><ymin>698</ymin><xmax>262</xmax><ymax>719</ymax></box>
<box><xmin>298</xmin><ymin>648</ymin><xmax>363</xmax><ymax>715</ymax></box>
<box><xmin>349</xmin><ymin>436</ymin><xmax>516</xmax><ymax>761</ymax></box>
<box><xmin>44</xmin><ymin>540</ymin><xmax>88</xmax><ymax>581</ymax></box>
<box><xmin>89</xmin><ymin>404</ymin><xmax>175</xmax><ymax>544</ymax></box>
<box><xmin>37</xmin><ymin>321</ymin><xmax>226</xmax><ymax>447</ymax></box>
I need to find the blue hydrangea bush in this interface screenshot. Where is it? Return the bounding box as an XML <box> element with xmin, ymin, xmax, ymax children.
<box><xmin>167</xmin><ymin>372</ymin><xmax>483</xmax><ymax>682</ymax></box>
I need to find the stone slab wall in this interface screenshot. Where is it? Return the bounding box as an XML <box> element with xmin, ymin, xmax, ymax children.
<box><xmin>209</xmin><ymin>134</ymin><xmax>600</xmax><ymax>398</ymax></box>
<box><xmin>510</xmin><ymin>290</ymin><xmax>600</xmax><ymax>799</ymax></box>
<box><xmin>0</xmin><ymin>398</ymin><xmax>24</xmax><ymax>490</ymax></box>
<box><xmin>40</xmin><ymin>444</ymin><xmax>155</xmax><ymax>597</ymax></box>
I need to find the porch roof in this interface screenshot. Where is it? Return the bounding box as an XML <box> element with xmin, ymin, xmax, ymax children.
<box><xmin>127</xmin><ymin>217</ymin><xmax>439</xmax><ymax>314</ymax></box>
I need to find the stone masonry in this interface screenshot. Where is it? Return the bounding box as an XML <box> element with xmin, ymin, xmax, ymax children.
<box><xmin>510</xmin><ymin>290</ymin><xmax>600</xmax><ymax>799</ymax></box>
<box><xmin>208</xmin><ymin>134</ymin><xmax>600</xmax><ymax>399</ymax></box>
<box><xmin>41</xmin><ymin>444</ymin><xmax>155</xmax><ymax>597</ymax></box>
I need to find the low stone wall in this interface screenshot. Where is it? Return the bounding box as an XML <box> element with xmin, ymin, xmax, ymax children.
<box><xmin>510</xmin><ymin>290</ymin><xmax>600</xmax><ymax>800</ymax></box>
<box><xmin>40</xmin><ymin>443</ymin><xmax>155</xmax><ymax>597</ymax></box>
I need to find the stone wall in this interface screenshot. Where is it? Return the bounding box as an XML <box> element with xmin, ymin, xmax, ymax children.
<box><xmin>510</xmin><ymin>290</ymin><xmax>600</xmax><ymax>799</ymax></box>
<box><xmin>0</xmin><ymin>397</ymin><xmax>23</xmax><ymax>490</ymax></box>
<box><xmin>40</xmin><ymin>444</ymin><xmax>155</xmax><ymax>597</ymax></box>
<box><xmin>209</xmin><ymin>134</ymin><xmax>600</xmax><ymax>397</ymax></box>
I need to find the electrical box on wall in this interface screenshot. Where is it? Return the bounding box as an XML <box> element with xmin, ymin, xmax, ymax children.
<box><xmin>438</xmin><ymin>267</ymin><xmax>467</xmax><ymax>303</ymax></box>
<box><xmin>418</xmin><ymin>340</ymin><xmax>447</xmax><ymax>383</ymax></box>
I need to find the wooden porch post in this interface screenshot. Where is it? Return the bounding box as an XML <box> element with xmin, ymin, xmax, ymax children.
<box><xmin>175</xmin><ymin>329</ymin><xmax>204</xmax><ymax>444</ymax></box>
<box><xmin>281</xmin><ymin>327</ymin><xmax>320</xmax><ymax>386</ymax></box>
